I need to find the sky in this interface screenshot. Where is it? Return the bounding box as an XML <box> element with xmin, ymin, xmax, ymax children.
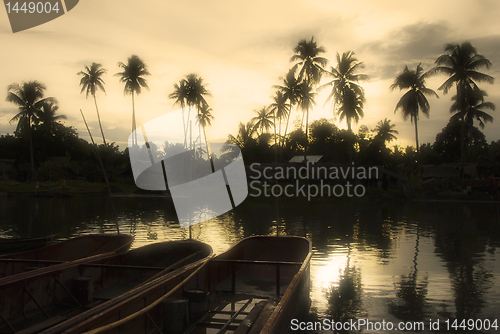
<box><xmin>1</xmin><ymin>0</ymin><xmax>500</xmax><ymax>151</ymax></box>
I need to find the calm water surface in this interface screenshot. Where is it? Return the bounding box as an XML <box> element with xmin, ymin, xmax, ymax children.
<box><xmin>1</xmin><ymin>195</ymin><xmax>500</xmax><ymax>333</ymax></box>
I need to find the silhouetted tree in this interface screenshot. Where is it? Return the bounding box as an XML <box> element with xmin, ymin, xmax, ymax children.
<box><xmin>116</xmin><ymin>55</ymin><xmax>150</xmax><ymax>146</ymax></box>
<box><xmin>375</xmin><ymin>118</ymin><xmax>398</xmax><ymax>143</ymax></box>
<box><xmin>78</xmin><ymin>63</ymin><xmax>107</xmax><ymax>145</ymax></box>
<box><xmin>321</xmin><ymin>51</ymin><xmax>368</xmax><ymax>132</ymax></box>
<box><xmin>36</xmin><ymin>100</ymin><xmax>67</xmax><ymax>135</ymax></box>
<box><xmin>251</xmin><ymin>106</ymin><xmax>274</xmax><ymax>136</ymax></box>
<box><xmin>391</xmin><ymin>64</ymin><xmax>438</xmax><ymax>153</ymax></box>
<box><xmin>6</xmin><ymin>81</ymin><xmax>55</xmax><ymax>179</ymax></box>
<box><xmin>450</xmin><ymin>86</ymin><xmax>494</xmax><ymax>146</ymax></box>
<box><xmin>430</xmin><ymin>42</ymin><xmax>494</xmax><ymax>169</ymax></box>
<box><xmin>274</xmin><ymin>68</ymin><xmax>302</xmax><ymax>149</ymax></box>
<box><xmin>290</xmin><ymin>36</ymin><xmax>328</xmax><ymax>86</ymax></box>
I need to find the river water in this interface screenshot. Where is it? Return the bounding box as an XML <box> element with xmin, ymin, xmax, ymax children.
<box><xmin>1</xmin><ymin>195</ymin><xmax>500</xmax><ymax>333</ymax></box>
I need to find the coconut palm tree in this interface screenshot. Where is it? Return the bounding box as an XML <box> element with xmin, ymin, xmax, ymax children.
<box><xmin>450</xmin><ymin>87</ymin><xmax>494</xmax><ymax>152</ymax></box>
<box><xmin>6</xmin><ymin>81</ymin><xmax>55</xmax><ymax>179</ymax></box>
<box><xmin>78</xmin><ymin>63</ymin><xmax>107</xmax><ymax>145</ymax></box>
<box><xmin>274</xmin><ymin>68</ymin><xmax>302</xmax><ymax>148</ymax></box>
<box><xmin>197</xmin><ymin>101</ymin><xmax>215</xmax><ymax>162</ymax></box>
<box><xmin>251</xmin><ymin>106</ymin><xmax>274</xmax><ymax>136</ymax></box>
<box><xmin>375</xmin><ymin>118</ymin><xmax>399</xmax><ymax>143</ymax></box>
<box><xmin>390</xmin><ymin>64</ymin><xmax>438</xmax><ymax>153</ymax></box>
<box><xmin>36</xmin><ymin>100</ymin><xmax>67</xmax><ymax>135</ymax></box>
<box><xmin>290</xmin><ymin>36</ymin><xmax>328</xmax><ymax>86</ymax></box>
<box><xmin>297</xmin><ymin>82</ymin><xmax>316</xmax><ymax>161</ymax></box>
<box><xmin>269</xmin><ymin>90</ymin><xmax>290</xmax><ymax>160</ymax></box>
<box><xmin>430</xmin><ymin>42</ymin><xmax>494</xmax><ymax>167</ymax></box>
<box><xmin>321</xmin><ymin>51</ymin><xmax>369</xmax><ymax>118</ymax></box>
<box><xmin>169</xmin><ymin>73</ymin><xmax>211</xmax><ymax>148</ymax></box>
<box><xmin>222</xmin><ymin>120</ymin><xmax>257</xmax><ymax>160</ymax></box>
<box><xmin>337</xmin><ymin>85</ymin><xmax>365</xmax><ymax>133</ymax></box>
<box><xmin>115</xmin><ymin>55</ymin><xmax>150</xmax><ymax>146</ymax></box>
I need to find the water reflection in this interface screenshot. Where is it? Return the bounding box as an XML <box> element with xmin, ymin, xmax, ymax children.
<box><xmin>1</xmin><ymin>197</ymin><xmax>500</xmax><ymax>332</ymax></box>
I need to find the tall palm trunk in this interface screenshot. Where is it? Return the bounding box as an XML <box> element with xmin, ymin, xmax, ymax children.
<box><xmin>303</xmin><ymin>108</ymin><xmax>309</xmax><ymax>162</ymax></box>
<box><xmin>458</xmin><ymin>82</ymin><xmax>466</xmax><ymax>176</ymax></box>
<box><xmin>28</xmin><ymin>116</ymin><xmax>35</xmax><ymax>180</ymax></box>
<box><xmin>281</xmin><ymin>101</ymin><xmax>293</xmax><ymax>149</ymax></box>
<box><xmin>93</xmin><ymin>94</ymin><xmax>107</xmax><ymax>146</ymax></box>
<box><xmin>131</xmin><ymin>91</ymin><xmax>137</xmax><ymax>146</ymax></box>
<box><xmin>414</xmin><ymin>116</ymin><xmax>419</xmax><ymax>154</ymax></box>
<box><xmin>274</xmin><ymin>110</ymin><xmax>278</xmax><ymax>163</ymax></box>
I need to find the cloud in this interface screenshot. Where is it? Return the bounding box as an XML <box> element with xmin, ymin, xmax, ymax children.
<box><xmin>360</xmin><ymin>21</ymin><xmax>454</xmax><ymax>80</ymax></box>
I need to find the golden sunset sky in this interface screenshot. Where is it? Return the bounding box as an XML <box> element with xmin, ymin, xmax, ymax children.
<box><xmin>1</xmin><ymin>0</ymin><xmax>500</xmax><ymax>150</ymax></box>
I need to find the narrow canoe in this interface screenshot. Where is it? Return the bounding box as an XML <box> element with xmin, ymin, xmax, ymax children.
<box><xmin>52</xmin><ymin>235</ymin><xmax>312</xmax><ymax>334</ymax></box>
<box><xmin>0</xmin><ymin>239</ymin><xmax>213</xmax><ymax>334</ymax></box>
<box><xmin>0</xmin><ymin>234</ymin><xmax>134</xmax><ymax>279</ymax></box>
<box><xmin>0</xmin><ymin>236</ymin><xmax>53</xmax><ymax>255</ymax></box>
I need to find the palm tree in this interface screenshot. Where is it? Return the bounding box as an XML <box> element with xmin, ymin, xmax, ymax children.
<box><xmin>197</xmin><ymin>101</ymin><xmax>214</xmax><ymax>161</ymax></box>
<box><xmin>450</xmin><ymin>87</ymin><xmax>494</xmax><ymax>152</ymax></box>
<box><xmin>375</xmin><ymin>118</ymin><xmax>398</xmax><ymax>143</ymax></box>
<box><xmin>290</xmin><ymin>36</ymin><xmax>328</xmax><ymax>86</ymax></box>
<box><xmin>274</xmin><ymin>68</ymin><xmax>302</xmax><ymax>148</ymax></box>
<box><xmin>297</xmin><ymin>82</ymin><xmax>316</xmax><ymax>161</ymax></box>
<box><xmin>321</xmin><ymin>51</ymin><xmax>369</xmax><ymax>120</ymax></box>
<box><xmin>222</xmin><ymin>121</ymin><xmax>257</xmax><ymax>160</ymax></box>
<box><xmin>390</xmin><ymin>64</ymin><xmax>438</xmax><ymax>153</ymax></box>
<box><xmin>337</xmin><ymin>85</ymin><xmax>365</xmax><ymax>132</ymax></box>
<box><xmin>169</xmin><ymin>73</ymin><xmax>211</xmax><ymax>148</ymax></box>
<box><xmin>78</xmin><ymin>63</ymin><xmax>107</xmax><ymax>145</ymax></box>
<box><xmin>430</xmin><ymin>42</ymin><xmax>494</xmax><ymax>167</ymax></box>
<box><xmin>251</xmin><ymin>106</ymin><xmax>274</xmax><ymax>136</ymax></box>
<box><xmin>37</xmin><ymin>100</ymin><xmax>67</xmax><ymax>134</ymax></box>
<box><xmin>115</xmin><ymin>55</ymin><xmax>150</xmax><ymax>146</ymax></box>
<box><xmin>269</xmin><ymin>90</ymin><xmax>290</xmax><ymax>160</ymax></box>
<box><xmin>6</xmin><ymin>81</ymin><xmax>55</xmax><ymax>179</ymax></box>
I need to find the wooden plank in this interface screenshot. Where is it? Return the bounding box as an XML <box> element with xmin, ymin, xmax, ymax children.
<box><xmin>211</xmin><ymin>259</ymin><xmax>302</xmax><ymax>266</ymax></box>
<box><xmin>233</xmin><ymin>301</ymin><xmax>267</xmax><ymax>334</ymax></box>
<box><xmin>16</xmin><ymin>315</ymin><xmax>66</xmax><ymax>334</ymax></box>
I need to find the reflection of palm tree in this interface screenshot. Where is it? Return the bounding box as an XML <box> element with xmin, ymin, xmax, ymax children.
<box><xmin>390</xmin><ymin>64</ymin><xmax>438</xmax><ymax>153</ymax></box>
<box><xmin>251</xmin><ymin>106</ymin><xmax>274</xmax><ymax>136</ymax></box>
<box><xmin>116</xmin><ymin>55</ymin><xmax>150</xmax><ymax>146</ymax></box>
<box><xmin>430</xmin><ymin>42</ymin><xmax>493</xmax><ymax>168</ymax></box>
<box><xmin>375</xmin><ymin>118</ymin><xmax>398</xmax><ymax>143</ymax></box>
<box><xmin>434</xmin><ymin>207</ymin><xmax>493</xmax><ymax>319</ymax></box>
<box><xmin>388</xmin><ymin>224</ymin><xmax>429</xmax><ymax>321</ymax></box>
<box><xmin>326</xmin><ymin>244</ymin><xmax>363</xmax><ymax>321</ymax></box>
<box><xmin>7</xmin><ymin>81</ymin><xmax>55</xmax><ymax>179</ymax></box>
<box><xmin>78</xmin><ymin>63</ymin><xmax>107</xmax><ymax>145</ymax></box>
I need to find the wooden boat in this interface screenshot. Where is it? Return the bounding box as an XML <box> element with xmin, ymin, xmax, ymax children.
<box><xmin>0</xmin><ymin>239</ymin><xmax>213</xmax><ymax>334</ymax></box>
<box><xmin>47</xmin><ymin>235</ymin><xmax>312</xmax><ymax>334</ymax></box>
<box><xmin>0</xmin><ymin>234</ymin><xmax>134</xmax><ymax>279</ymax></box>
<box><xmin>0</xmin><ymin>236</ymin><xmax>53</xmax><ymax>255</ymax></box>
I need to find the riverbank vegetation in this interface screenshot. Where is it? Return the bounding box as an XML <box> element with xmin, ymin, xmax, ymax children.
<box><xmin>2</xmin><ymin>39</ymin><xmax>499</xmax><ymax>186</ymax></box>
